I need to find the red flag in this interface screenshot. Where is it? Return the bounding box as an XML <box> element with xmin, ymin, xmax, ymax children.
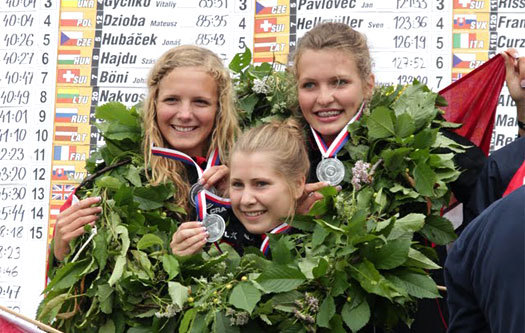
<box><xmin>0</xmin><ymin>312</ymin><xmax>41</xmax><ymax>332</ymax></box>
<box><xmin>439</xmin><ymin>54</ymin><xmax>506</xmax><ymax>155</ymax></box>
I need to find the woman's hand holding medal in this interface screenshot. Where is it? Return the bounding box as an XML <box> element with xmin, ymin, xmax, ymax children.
<box><xmin>199</xmin><ymin>165</ymin><xmax>230</xmax><ymax>196</ymax></box>
<box><xmin>170</xmin><ymin>222</ymin><xmax>208</xmax><ymax>256</ymax></box>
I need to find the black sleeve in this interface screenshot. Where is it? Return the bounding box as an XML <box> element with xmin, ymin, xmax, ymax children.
<box><xmin>439</xmin><ymin>129</ymin><xmax>486</xmax><ymax>205</ymax></box>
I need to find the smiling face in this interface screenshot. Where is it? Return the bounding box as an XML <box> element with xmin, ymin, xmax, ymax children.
<box><xmin>297</xmin><ymin>49</ymin><xmax>374</xmax><ymax>143</ymax></box>
<box><xmin>229</xmin><ymin>151</ymin><xmax>302</xmax><ymax>234</ymax></box>
<box><xmin>156</xmin><ymin>66</ymin><xmax>218</xmax><ymax>157</ymax></box>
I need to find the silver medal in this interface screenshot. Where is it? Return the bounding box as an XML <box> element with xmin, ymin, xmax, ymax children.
<box><xmin>202</xmin><ymin>214</ymin><xmax>225</xmax><ymax>243</ymax></box>
<box><xmin>189</xmin><ymin>183</ymin><xmax>216</xmax><ymax>208</ymax></box>
<box><xmin>316</xmin><ymin>158</ymin><xmax>345</xmax><ymax>186</ymax></box>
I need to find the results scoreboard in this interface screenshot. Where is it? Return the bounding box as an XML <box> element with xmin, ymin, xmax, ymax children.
<box><xmin>0</xmin><ymin>0</ymin><xmax>524</xmax><ymax>320</ymax></box>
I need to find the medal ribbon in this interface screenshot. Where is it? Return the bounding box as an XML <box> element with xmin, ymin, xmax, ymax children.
<box><xmin>310</xmin><ymin>102</ymin><xmax>366</xmax><ymax>158</ymax></box>
<box><xmin>151</xmin><ymin>145</ymin><xmax>220</xmax><ymax>179</ymax></box>
<box><xmin>260</xmin><ymin>223</ymin><xmax>292</xmax><ymax>256</ymax></box>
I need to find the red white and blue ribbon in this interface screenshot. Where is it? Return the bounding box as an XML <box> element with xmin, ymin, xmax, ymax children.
<box><xmin>310</xmin><ymin>102</ymin><xmax>366</xmax><ymax>158</ymax></box>
<box><xmin>260</xmin><ymin>223</ymin><xmax>292</xmax><ymax>256</ymax></box>
<box><xmin>195</xmin><ymin>190</ymin><xmax>232</xmax><ymax>221</ymax></box>
<box><xmin>151</xmin><ymin>145</ymin><xmax>220</xmax><ymax>179</ymax></box>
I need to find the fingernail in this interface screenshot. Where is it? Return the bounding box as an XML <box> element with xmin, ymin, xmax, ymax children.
<box><xmin>521</xmin><ymin>80</ymin><xmax>525</xmax><ymax>88</ymax></box>
<box><xmin>95</xmin><ymin>196</ymin><xmax>101</xmax><ymax>201</ymax></box>
<box><xmin>336</xmin><ymin>185</ymin><xmax>342</xmax><ymax>191</ymax></box>
<box><xmin>514</xmin><ymin>52</ymin><xmax>519</xmax><ymax>59</ymax></box>
<box><xmin>202</xmin><ymin>227</ymin><xmax>207</xmax><ymax>232</ymax></box>
<box><xmin>198</xmin><ymin>178</ymin><xmax>205</xmax><ymax>185</ymax></box>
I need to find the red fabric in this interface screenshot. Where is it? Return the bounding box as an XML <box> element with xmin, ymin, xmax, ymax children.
<box><xmin>0</xmin><ymin>316</ymin><xmax>29</xmax><ymax>333</ymax></box>
<box><xmin>503</xmin><ymin>160</ymin><xmax>525</xmax><ymax>197</ymax></box>
<box><xmin>439</xmin><ymin>54</ymin><xmax>507</xmax><ymax>155</ymax></box>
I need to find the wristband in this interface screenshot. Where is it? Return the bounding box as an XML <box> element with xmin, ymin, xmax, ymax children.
<box><xmin>518</xmin><ymin>120</ymin><xmax>525</xmax><ymax>131</ymax></box>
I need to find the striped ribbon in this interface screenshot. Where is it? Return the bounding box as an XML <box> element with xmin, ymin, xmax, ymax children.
<box><xmin>260</xmin><ymin>223</ymin><xmax>292</xmax><ymax>256</ymax></box>
<box><xmin>151</xmin><ymin>145</ymin><xmax>220</xmax><ymax>178</ymax></box>
<box><xmin>310</xmin><ymin>102</ymin><xmax>366</xmax><ymax>158</ymax></box>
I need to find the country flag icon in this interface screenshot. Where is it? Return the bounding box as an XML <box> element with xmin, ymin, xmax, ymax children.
<box><xmin>54</xmin><ymin>145</ymin><xmax>77</xmax><ymax>161</ymax></box>
<box><xmin>54</xmin><ymin>125</ymin><xmax>78</xmax><ymax>141</ymax></box>
<box><xmin>453</xmin><ymin>0</ymin><xmax>471</xmax><ymax>8</ymax></box>
<box><xmin>51</xmin><ymin>184</ymin><xmax>76</xmax><ymax>200</ymax></box>
<box><xmin>56</xmin><ymin>88</ymin><xmax>79</xmax><ymax>103</ymax></box>
<box><xmin>453</xmin><ymin>33</ymin><xmax>476</xmax><ymax>49</ymax></box>
<box><xmin>52</xmin><ymin>166</ymin><xmax>76</xmax><ymax>181</ymax></box>
<box><xmin>453</xmin><ymin>14</ymin><xmax>477</xmax><ymax>29</ymax></box>
<box><xmin>452</xmin><ymin>53</ymin><xmax>476</xmax><ymax>68</ymax></box>
<box><xmin>55</xmin><ymin>107</ymin><xmax>78</xmax><ymax>122</ymax></box>
<box><xmin>60</xmin><ymin>31</ymin><xmax>83</xmax><ymax>46</ymax></box>
<box><xmin>57</xmin><ymin>69</ymin><xmax>80</xmax><ymax>83</ymax></box>
<box><xmin>60</xmin><ymin>12</ymin><xmax>83</xmax><ymax>26</ymax></box>
<box><xmin>255</xmin><ymin>18</ymin><xmax>277</xmax><ymax>33</ymax></box>
<box><xmin>256</xmin><ymin>0</ymin><xmax>277</xmax><ymax>14</ymax></box>
<box><xmin>58</xmin><ymin>50</ymin><xmax>82</xmax><ymax>65</ymax></box>
<box><xmin>254</xmin><ymin>36</ymin><xmax>277</xmax><ymax>52</ymax></box>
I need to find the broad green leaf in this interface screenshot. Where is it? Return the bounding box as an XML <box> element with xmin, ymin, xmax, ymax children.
<box><xmin>256</xmin><ymin>265</ymin><xmax>306</xmax><ymax>293</ymax></box>
<box><xmin>389</xmin><ymin>184</ymin><xmax>419</xmax><ymax>199</ymax></box>
<box><xmin>238</xmin><ymin>94</ymin><xmax>259</xmax><ymax>116</ymax></box>
<box><xmin>96</xmin><ymin>102</ymin><xmax>138</xmax><ymax>126</ymax></box>
<box><xmin>316</xmin><ymin>296</ymin><xmax>335</xmax><ymax>328</ymax></box>
<box><xmin>313</xmin><ymin>257</ymin><xmax>329</xmax><ymax>279</ymax></box>
<box><xmin>229</xmin><ymin>282</ymin><xmax>262</xmax><ymax>314</ymax></box>
<box><xmin>382</xmin><ymin>148</ymin><xmax>411</xmax><ymax>176</ymax></box>
<box><xmin>331</xmin><ymin>270</ymin><xmax>350</xmax><ymax>296</ymax></box>
<box><xmin>131</xmin><ymin>250</ymin><xmax>153</xmax><ymax>278</ymax></box>
<box><xmin>329</xmin><ymin>314</ymin><xmax>347</xmax><ymax>333</ymax></box>
<box><xmin>97</xmin><ymin>284</ymin><xmax>113</xmax><ymax>314</ymax></box>
<box><xmin>419</xmin><ymin>216</ymin><xmax>457</xmax><ymax>245</ymax></box>
<box><xmin>269</xmin><ymin>235</ymin><xmax>293</xmax><ymax>265</ymax></box>
<box><xmin>179</xmin><ymin>308</ymin><xmax>197</xmax><ymax>333</ymax></box>
<box><xmin>115</xmin><ymin>225</ymin><xmax>130</xmax><ymax>256</ymax></box>
<box><xmin>366</xmin><ymin>237</ymin><xmax>411</xmax><ymax>270</ymax></box>
<box><xmin>95</xmin><ymin>176</ymin><xmax>122</xmax><ymax>191</ymax></box>
<box><xmin>367</xmin><ymin>106</ymin><xmax>395</xmax><ymax>139</ymax></box>
<box><xmin>413</xmin><ymin>128</ymin><xmax>438</xmax><ymax>149</ymax></box>
<box><xmin>388</xmin><ymin>213</ymin><xmax>425</xmax><ymax>240</ymax></box>
<box><xmin>392</xmin><ymin>83</ymin><xmax>437</xmax><ymax>131</ymax></box>
<box><xmin>414</xmin><ymin>162</ymin><xmax>436</xmax><ymax>196</ymax></box>
<box><xmin>125</xmin><ymin>165</ymin><xmax>142</xmax><ymax>187</ymax></box>
<box><xmin>312</xmin><ymin>224</ymin><xmax>329</xmax><ymax>248</ymax></box>
<box><xmin>349</xmin><ymin>259</ymin><xmax>401</xmax><ymax>300</ymax></box>
<box><xmin>37</xmin><ymin>293</ymin><xmax>69</xmax><ymax>323</ymax></box>
<box><xmin>189</xmin><ymin>312</ymin><xmax>208</xmax><ymax>333</ymax></box>
<box><xmin>97</xmin><ymin>121</ymin><xmax>141</xmax><ymax>142</ymax></box>
<box><xmin>229</xmin><ymin>47</ymin><xmax>251</xmax><ymax>73</ymax></box>
<box><xmin>93</xmin><ymin>229</ymin><xmax>108</xmax><ymax>272</ymax></box>
<box><xmin>387</xmin><ymin>271</ymin><xmax>440</xmax><ymax>299</ymax></box>
<box><xmin>395</xmin><ymin>113</ymin><xmax>415</xmax><ymax>138</ymax></box>
<box><xmin>405</xmin><ymin>248</ymin><xmax>440</xmax><ymax>269</ymax></box>
<box><xmin>162</xmin><ymin>254</ymin><xmax>180</xmax><ymax>280</ymax></box>
<box><xmin>99</xmin><ymin>319</ymin><xmax>115</xmax><ymax>333</ymax></box>
<box><xmin>43</xmin><ymin>260</ymin><xmax>89</xmax><ymax>292</ymax></box>
<box><xmin>108</xmin><ymin>255</ymin><xmax>126</xmax><ymax>286</ymax></box>
<box><xmin>213</xmin><ymin>311</ymin><xmax>240</xmax><ymax>333</ymax></box>
<box><xmin>133</xmin><ymin>184</ymin><xmax>174</xmax><ymax>210</ymax></box>
<box><xmin>433</xmin><ymin>133</ymin><xmax>467</xmax><ymax>152</ymax></box>
<box><xmin>168</xmin><ymin>282</ymin><xmax>189</xmax><ymax>310</ymax></box>
<box><xmin>137</xmin><ymin>234</ymin><xmax>164</xmax><ymax>250</ymax></box>
<box><xmin>342</xmin><ymin>299</ymin><xmax>370</xmax><ymax>332</ymax></box>
<box><xmin>297</xmin><ymin>256</ymin><xmax>317</xmax><ymax>279</ymax></box>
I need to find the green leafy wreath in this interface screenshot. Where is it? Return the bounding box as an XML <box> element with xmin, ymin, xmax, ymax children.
<box><xmin>38</xmin><ymin>51</ymin><xmax>463</xmax><ymax>332</ymax></box>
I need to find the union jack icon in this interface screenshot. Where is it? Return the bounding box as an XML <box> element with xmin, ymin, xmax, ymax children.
<box><xmin>52</xmin><ymin>184</ymin><xmax>76</xmax><ymax>200</ymax></box>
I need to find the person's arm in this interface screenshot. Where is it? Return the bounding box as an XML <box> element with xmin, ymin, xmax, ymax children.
<box><xmin>501</xmin><ymin>49</ymin><xmax>525</xmax><ymax>137</ymax></box>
